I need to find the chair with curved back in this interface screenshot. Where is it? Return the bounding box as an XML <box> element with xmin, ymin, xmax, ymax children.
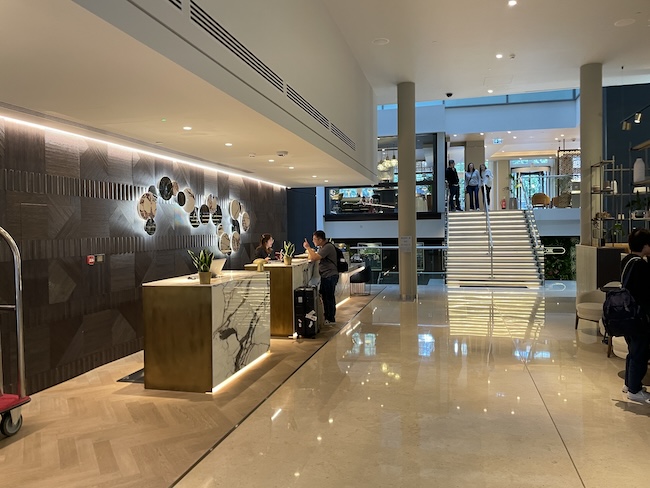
<box><xmin>531</xmin><ymin>193</ymin><xmax>550</xmax><ymax>208</ymax></box>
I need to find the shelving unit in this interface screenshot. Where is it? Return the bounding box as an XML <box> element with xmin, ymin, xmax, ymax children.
<box><xmin>590</xmin><ymin>159</ymin><xmax>631</xmax><ymax>246</ymax></box>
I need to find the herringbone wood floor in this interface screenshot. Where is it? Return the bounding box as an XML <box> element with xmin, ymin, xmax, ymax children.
<box><xmin>0</xmin><ymin>293</ymin><xmax>377</xmax><ymax>487</ymax></box>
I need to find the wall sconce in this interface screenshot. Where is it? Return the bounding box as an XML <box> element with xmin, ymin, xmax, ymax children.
<box><xmin>621</xmin><ymin>102</ymin><xmax>650</xmax><ymax>130</ymax></box>
<box><xmin>622</xmin><ymin>121</ymin><xmax>632</xmax><ymax>131</ymax></box>
<box><xmin>634</xmin><ymin>113</ymin><xmax>642</xmax><ymax>124</ymax></box>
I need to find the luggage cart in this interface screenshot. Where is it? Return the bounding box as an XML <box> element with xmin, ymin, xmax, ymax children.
<box><xmin>0</xmin><ymin>226</ymin><xmax>30</xmax><ymax>437</ymax></box>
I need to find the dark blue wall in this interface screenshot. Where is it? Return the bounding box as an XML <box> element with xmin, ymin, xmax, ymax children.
<box><xmin>287</xmin><ymin>187</ymin><xmax>316</xmax><ymax>249</ymax></box>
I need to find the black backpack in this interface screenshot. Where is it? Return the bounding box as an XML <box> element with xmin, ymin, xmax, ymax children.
<box><xmin>328</xmin><ymin>242</ymin><xmax>348</xmax><ymax>273</ymax></box>
<box><xmin>603</xmin><ymin>256</ymin><xmax>643</xmax><ymax>337</ymax></box>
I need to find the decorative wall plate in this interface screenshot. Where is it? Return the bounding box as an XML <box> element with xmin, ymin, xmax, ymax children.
<box><xmin>231</xmin><ymin>219</ymin><xmax>241</xmax><ymax>234</ymax></box>
<box><xmin>206</xmin><ymin>194</ymin><xmax>218</xmax><ymax>213</ymax></box>
<box><xmin>231</xmin><ymin>231</ymin><xmax>241</xmax><ymax>252</ymax></box>
<box><xmin>216</xmin><ymin>224</ymin><xmax>224</xmax><ymax>236</ymax></box>
<box><xmin>176</xmin><ymin>191</ymin><xmax>186</xmax><ymax>207</ymax></box>
<box><xmin>241</xmin><ymin>211</ymin><xmax>250</xmax><ymax>232</ymax></box>
<box><xmin>159</xmin><ymin>177</ymin><xmax>173</xmax><ymax>200</ymax></box>
<box><xmin>182</xmin><ymin>188</ymin><xmax>196</xmax><ymax>213</ymax></box>
<box><xmin>212</xmin><ymin>205</ymin><xmax>223</xmax><ymax>225</ymax></box>
<box><xmin>199</xmin><ymin>204</ymin><xmax>210</xmax><ymax>224</ymax></box>
<box><xmin>218</xmin><ymin>233</ymin><xmax>232</xmax><ymax>254</ymax></box>
<box><xmin>230</xmin><ymin>199</ymin><xmax>241</xmax><ymax>220</ymax></box>
<box><xmin>189</xmin><ymin>208</ymin><xmax>200</xmax><ymax>228</ymax></box>
<box><xmin>137</xmin><ymin>192</ymin><xmax>157</xmax><ymax>220</ymax></box>
<box><xmin>171</xmin><ymin>181</ymin><xmax>179</xmax><ymax>196</ymax></box>
<box><xmin>144</xmin><ymin>217</ymin><xmax>156</xmax><ymax>235</ymax></box>
<box><xmin>148</xmin><ymin>185</ymin><xmax>158</xmax><ymax>196</ymax></box>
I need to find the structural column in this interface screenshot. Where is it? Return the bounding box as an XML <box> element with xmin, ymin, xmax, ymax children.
<box><xmin>579</xmin><ymin>63</ymin><xmax>603</xmax><ymax>245</ymax></box>
<box><xmin>397</xmin><ymin>82</ymin><xmax>417</xmax><ymax>301</ymax></box>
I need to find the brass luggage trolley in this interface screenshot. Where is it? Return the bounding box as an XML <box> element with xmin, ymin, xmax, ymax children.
<box><xmin>0</xmin><ymin>226</ymin><xmax>30</xmax><ymax>437</ymax></box>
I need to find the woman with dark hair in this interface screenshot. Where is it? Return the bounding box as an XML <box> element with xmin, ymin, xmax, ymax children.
<box><xmin>254</xmin><ymin>233</ymin><xmax>276</xmax><ymax>261</ymax></box>
<box><xmin>465</xmin><ymin>162</ymin><xmax>480</xmax><ymax>211</ymax></box>
<box><xmin>479</xmin><ymin>163</ymin><xmax>494</xmax><ymax>209</ymax></box>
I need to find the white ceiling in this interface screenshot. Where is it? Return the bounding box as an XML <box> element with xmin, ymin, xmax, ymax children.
<box><xmin>1</xmin><ymin>0</ymin><xmax>649</xmax><ymax>186</ymax></box>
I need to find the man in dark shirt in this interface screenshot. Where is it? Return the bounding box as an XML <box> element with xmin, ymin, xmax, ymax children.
<box><xmin>303</xmin><ymin>230</ymin><xmax>339</xmax><ymax>324</ymax></box>
<box><xmin>621</xmin><ymin>228</ymin><xmax>650</xmax><ymax>404</ymax></box>
<box><xmin>445</xmin><ymin>160</ymin><xmax>460</xmax><ymax>211</ymax></box>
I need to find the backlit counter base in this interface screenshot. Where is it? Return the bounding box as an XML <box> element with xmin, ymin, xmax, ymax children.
<box><xmin>143</xmin><ymin>271</ymin><xmax>270</xmax><ymax>393</ymax></box>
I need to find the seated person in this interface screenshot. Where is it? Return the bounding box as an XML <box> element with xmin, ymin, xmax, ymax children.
<box><xmin>254</xmin><ymin>233</ymin><xmax>277</xmax><ymax>261</ymax></box>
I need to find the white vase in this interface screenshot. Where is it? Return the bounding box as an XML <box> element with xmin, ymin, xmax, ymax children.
<box><xmin>633</xmin><ymin>158</ymin><xmax>646</xmax><ymax>183</ymax></box>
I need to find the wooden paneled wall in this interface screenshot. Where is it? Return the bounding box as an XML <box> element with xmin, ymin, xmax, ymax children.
<box><xmin>0</xmin><ymin>119</ymin><xmax>287</xmax><ymax>394</ymax></box>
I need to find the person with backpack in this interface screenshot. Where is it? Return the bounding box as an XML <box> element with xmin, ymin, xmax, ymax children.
<box><xmin>619</xmin><ymin>228</ymin><xmax>650</xmax><ymax>404</ymax></box>
<box><xmin>303</xmin><ymin>230</ymin><xmax>339</xmax><ymax>324</ymax></box>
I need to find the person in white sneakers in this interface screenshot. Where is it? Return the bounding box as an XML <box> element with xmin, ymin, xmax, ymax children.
<box><xmin>621</xmin><ymin>228</ymin><xmax>650</xmax><ymax>404</ymax></box>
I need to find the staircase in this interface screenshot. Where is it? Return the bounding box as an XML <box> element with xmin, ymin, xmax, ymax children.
<box><xmin>446</xmin><ymin>209</ymin><xmax>544</xmax><ymax>288</ymax></box>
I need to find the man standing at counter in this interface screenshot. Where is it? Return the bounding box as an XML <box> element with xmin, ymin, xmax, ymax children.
<box><xmin>303</xmin><ymin>230</ymin><xmax>339</xmax><ymax>324</ymax></box>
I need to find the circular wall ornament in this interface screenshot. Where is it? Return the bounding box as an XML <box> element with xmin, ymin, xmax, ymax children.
<box><xmin>144</xmin><ymin>217</ymin><xmax>156</xmax><ymax>235</ymax></box>
<box><xmin>241</xmin><ymin>211</ymin><xmax>250</xmax><ymax>232</ymax></box>
<box><xmin>230</xmin><ymin>200</ymin><xmax>241</xmax><ymax>220</ymax></box>
<box><xmin>171</xmin><ymin>181</ymin><xmax>179</xmax><ymax>196</ymax></box>
<box><xmin>212</xmin><ymin>205</ymin><xmax>223</xmax><ymax>225</ymax></box>
<box><xmin>159</xmin><ymin>177</ymin><xmax>173</xmax><ymax>200</ymax></box>
<box><xmin>148</xmin><ymin>185</ymin><xmax>158</xmax><ymax>197</ymax></box>
<box><xmin>182</xmin><ymin>188</ymin><xmax>196</xmax><ymax>213</ymax></box>
<box><xmin>216</xmin><ymin>223</ymin><xmax>224</xmax><ymax>236</ymax></box>
<box><xmin>231</xmin><ymin>219</ymin><xmax>241</xmax><ymax>234</ymax></box>
<box><xmin>218</xmin><ymin>233</ymin><xmax>232</xmax><ymax>254</ymax></box>
<box><xmin>137</xmin><ymin>192</ymin><xmax>157</xmax><ymax>220</ymax></box>
<box><xmin>176</xmin><ymin>191</ymin><xmax>186</xmax><ymax>207</ymax></box>
<box><xmin>231</xmin><ymin>231</ymin><xmax>241</xmax><ymax>252</ymax></box>
<box><xmin>199</xmin><ymin>204</ymin><xmax>210</xmax><ymax>224</ymax></box>
<box><xmin>189</xmin><ymin>207</ymin><xmax>200</xmax><ymax>228</ymax></box>
<box><xmin>206</xmin><ymin>194</ymin><xmax>218</xmax><ymax>213</ymax></box>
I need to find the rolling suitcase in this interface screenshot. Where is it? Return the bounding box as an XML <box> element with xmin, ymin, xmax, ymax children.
<box><xmin>294</xmin><ymin>286</ymin><xmax>318</xmax><ymax>338</ymax></box>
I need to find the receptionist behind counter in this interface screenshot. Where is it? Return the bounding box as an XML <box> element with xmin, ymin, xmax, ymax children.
<box><xmin>254</xmin><ymin>233</ymin><xmax>277</xmax><ymax>261</ymax></box>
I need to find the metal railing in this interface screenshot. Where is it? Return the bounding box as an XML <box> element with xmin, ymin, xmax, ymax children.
<box><xmin>481</xmin><ymin>185</ymin><xmax>494</xmax><ymax>278</ymax></box>
<box><xmin>523</xmin><ymin>208</ymin><xmax>545</xmax><ymax>281</ymax></box>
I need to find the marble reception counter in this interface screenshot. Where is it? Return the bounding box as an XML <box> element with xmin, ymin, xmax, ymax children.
<box><xmin>142</xmin><ymin>271</ymin><xmax>270</xmax><ymax>393</ymax></box>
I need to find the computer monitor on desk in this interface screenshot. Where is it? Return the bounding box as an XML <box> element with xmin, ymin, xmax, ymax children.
<box><xmin>210</xmin><ymin>258</ymin><xmax>227</xmax><ymax>277</ymax></box>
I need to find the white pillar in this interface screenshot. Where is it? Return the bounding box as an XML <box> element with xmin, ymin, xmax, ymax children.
<box><xmin>398</xmin><ymin>82</ymin><xmax>417</xmax><ymax>301</ymax></box>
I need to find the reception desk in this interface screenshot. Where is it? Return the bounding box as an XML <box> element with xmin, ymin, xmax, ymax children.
<box><xmin>142</xmin><ymin>271</ymin><xmax>270</xmax><ymax>393</ymax></box>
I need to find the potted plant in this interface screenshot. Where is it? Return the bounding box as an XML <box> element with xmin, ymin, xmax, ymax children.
<box><xmin>607</xmin><ymin>222</ymin><xmax>624</xmax><ymax>244</ymax></box>
<box><xmin>188</xmin><ymin>248</ymin><xmax>214</xmax><ymax>284</ymax></box>
<box><xmin>282</xmin><ymin>241</ymin><xmax>295</xmax><ymax>265</ymax></box>
<box><xmin>626</xmin><ymin>192</ymin><xmax>648</xmax><ymax>219</ymax></box>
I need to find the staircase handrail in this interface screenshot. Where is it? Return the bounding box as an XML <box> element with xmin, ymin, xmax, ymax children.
<box><xmin>482</xmin><ymin>184</ymin><xmax>494</xmax><ymax>278</ymax></box>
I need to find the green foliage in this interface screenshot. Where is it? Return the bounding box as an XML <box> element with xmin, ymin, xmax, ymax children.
<box><xmin>541</xmin><ymin>237</ymin><xmax>578</xmax><ymax>280</ymax></box>
<box><xmin>283</xmin><ymin>241</ymin><xmax>295</xmax><ymax>257</ymax></box>
<box><xmin>188</xmin><ymin>248</ymin><xmax>214</xmax><ymax>272</ymax></box>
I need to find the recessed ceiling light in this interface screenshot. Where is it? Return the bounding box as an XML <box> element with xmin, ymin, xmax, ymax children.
<box><xmin>453</xmin><ymin>134</ymin><xmax>458</xmax><ymax>137</ymax></box>
<box><xmin>555</xmin><ymin>137</ymin><xmax>559</xmax><ymax>141</ymax></box>
<box><xmin>161</xmin><ymin>118</ymin><xmax>167</xmax><ymax>122</ymax></box>
<box><xmin>268</xmin><ymin>159</ymin><xmax>275</xmax><ymax>163</ymax></box>
<box><xmin>508</xmin><ymin>0</ymin><xmax>517</xmax><ymax>6</ymax></box>
<box><xmin>513</xmin><ymin>136</ymin><xmax>517</xmax><ymax>139</ymax></box>
<box><xmin>225</xmin><ymin>142</ymin><xmax>233</xmax><ymax>147</ymax></box>
<box><xmin>487</xmin><ymin>89</ymin><xmax>494</xmax><ymax>94</ymax></box>
<box><xmin>312</xmin><ymin>175</ymin><xmax>317</xmax><ymax>178</ymax></box>
<box><xmin>507</xmin><ymin>131</ymin><xmax>512</xmax><ymax>134</ymax></box>
<box><xmin>496</xmin><ymin>53</ymin><xmax>503</xmax><ymax>59</ymax></box>
<box><xmin>183</xmin><ymin>126</ymin><xmax>192</xmax><ymax>131</ymax></box>
<box><xmin>480</xmin><ymin>132</ymin><xmax>485</xmax><ymax>135</ymax></box>
<box><xmin>372</xmin><ymin>38</ymin><xmax>390</xmax><ymax>45</ymax></box>
<box><xmin>324</xmin><ymin>180</ymin><xmax>329</xmax><ymax>183</ymax></box>
<box><xmin>560</xmin><ymin>134</ymin><xmax>565</xmax><ymax>137</ymax></box>
<box><xmin>614</xmin><ymin>18</ymin><xmax>636</xmax><ymax>27</ymax></box>
<box><xmin>289</xmin><ymin>166</ymin><xmax>295</xmax><ymax>169</ymax></box>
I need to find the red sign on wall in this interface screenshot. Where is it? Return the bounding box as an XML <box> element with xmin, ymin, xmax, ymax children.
<box><xmin>86</xmin><ymin>255</ymin><xmax>95</xmax><ymax>266</ymax></box>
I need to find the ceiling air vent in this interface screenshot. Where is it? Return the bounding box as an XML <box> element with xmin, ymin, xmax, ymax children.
<box><xmin>189</xmin><ymin>1</ymin><xmax>283</xmax><ymax>92</ymax></box>
<box><xmin>168</xmin><ymin>0</ymin><xmax>182</xmax><ymax>10</ymax></box>
<box><xmin>331</xmin><ymin>123</ymin><xmax>356</xmax><ymax>151</ymax></box>
<box><xmin>287</xmin><ymin>85</ymin><xmax>329</xmax><ymax>129</ymax></box>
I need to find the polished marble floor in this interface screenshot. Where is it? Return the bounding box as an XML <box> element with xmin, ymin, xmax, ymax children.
<box><xmin>3</xmin><ymin>282</ymin><xmax>649</xmax><ymax>488</ymax></box>
<box><xmin>176</xmin><ymin>281</ymin><xmax>650</xmax><ymax>488</ymax></box>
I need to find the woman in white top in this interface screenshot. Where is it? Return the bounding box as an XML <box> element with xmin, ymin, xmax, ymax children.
<box><xmin>479</xmin><ymin>163</ymin><xmax>494</xmax><ymax>208</ymax></box>
<box><xmin>464</xmin><ymin>163</ymin><xmax>480</xmax><ymax>210</ymax></box>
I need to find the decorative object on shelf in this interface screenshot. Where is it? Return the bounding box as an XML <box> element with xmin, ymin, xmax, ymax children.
<box><xmin>188</xmin><ymin>248</ymin><xmax>214</xmax><ymax>284</ymax></box>
<box><xmin>608</xmin><ymin>222</ymin><xmax>624</xmax><ymax>243</ymax></box>
<box><xmin>158</xmin><ymin>176</ymin><xmax>173</xmax><ymax>200</ymax></box>
<box><xmin>137</xmin><ymin>192</ymin><xmax>157</xmax><ymax>220</ymax></box>
<box><xmin>633</xmin><ymin>158</ymin><xmax>646</xmax><ymax>183</ymax></box>
<box><xmin>282</xmin><ymin>241</ymin><xmax>295</xmax><ymax>265</ymax></box>
<box><xmin>253</xmin><ymin>258</ymin><xmax>266</xmax><ymax>272</ymax></box>
<box><xmin>626</xmin><ymin>192</ymin><xmax>648</xmax><ymax>219</ymax></box>
<box><xmin>182</xmin><ymin>188</ymin><xmax>196</xmax><ymax>213</ymax></box>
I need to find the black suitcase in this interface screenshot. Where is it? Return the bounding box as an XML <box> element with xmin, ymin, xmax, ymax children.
<box><xmin>294</xmin><ymin>286</ymin><xmax>318</xmax><ymax>338</ymax></box>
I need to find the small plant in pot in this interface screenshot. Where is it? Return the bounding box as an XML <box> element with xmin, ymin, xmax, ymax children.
<box><xmin>282</xmin><ymin>241</ymin><xmax>295</xmax><ymax>265</ymax></box>
<box><xmin>188</xmin><ymin>248</ymin><xmax>214</xmax><ymax>284</ymax></box>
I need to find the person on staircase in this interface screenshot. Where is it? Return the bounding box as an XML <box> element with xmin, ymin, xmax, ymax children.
<box><xmin>464</xmin><ymin>162</ymin><xmax>480</xmax><ymax>211</ymax></box>
<box><xmin>445</xmin><ymin>160</ymin><xmax>460</xmax><ymax>211</ymax></box>
<box><xmin>479</xmin><ymin>163</ymin><xmax>494</xmax><ymax>210</ymax></box>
